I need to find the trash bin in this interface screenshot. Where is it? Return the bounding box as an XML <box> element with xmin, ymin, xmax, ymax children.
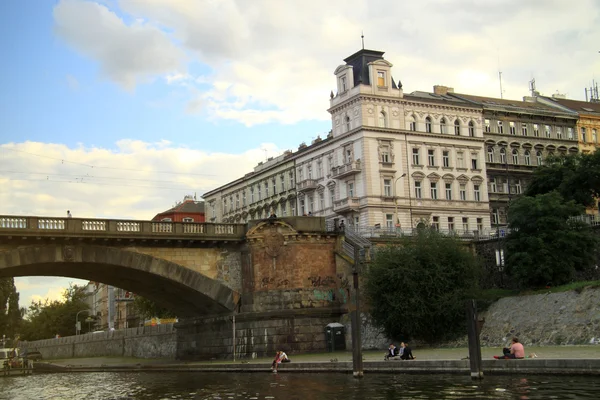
<box><xmin>324</xmin><ymin>322</ymin><xmax>346</xmax><ymax>352</ymax></box>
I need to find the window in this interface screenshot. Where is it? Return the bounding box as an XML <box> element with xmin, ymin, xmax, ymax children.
<box><xmin>183</xmin><ymin>217</ymin><xmax>194</xmax><ymax>222</ymax></box>
<box><xmin>443</xmin><ymin>151</ymin><xmax>450</xmax><ymax>167</ymax></box>
<box><xmin>428</xmin><ymin>149</ymin><xmax>435</xmax><ymax>166</ymax></box>
<box><xmin>487</xmin><ymin>147</ymin><xmax>494</xmax><ymax>163</ymax></box>
<box><xmin>377</xmin><ymin>71</ymin><xmax>385</xmax><ymax>86</ymax></box>
<box><xmin>545</xmin><ymin>125</ymin><xmax>551</xmax><ymax>138</ymax></box>
<box><xmin>412</xmin><ymin>148</ymin><xmax>420</xmax><ymax>165</ymax></box>
<box><xmin>445</xmin><ymin>183</ymin><xmax>452</xmax><ymax>200</ymax></box>
<box><xmin>414</xmin><ymin>181</ymin><xmax>422</xmax><ymax>199</ymax></box>
<box><xmin>347</xmin><ymin>182</ymin><xmax>354</xmax><ymax>197</ymax></box>
<box><xmin>484</xmin><ymin>119</ymin><xmax>491</xmax><ymax>133</ymax></box>
<box><xmin>340</xmin><ymin>75</ymin><xmax>347</xmax><ymax>92</ymax></box>
<box><xmin>386</xmin><ymin>214</ymin><xmax>393</xmax><ymax>228</ymax></box>
<box><xmin>468</xmin><ymin>121</ymin><xmax>475</xmax><ymax>137</ymax></box>
<box><xmin>536</xmin><ymin>151</ymin><xmax>543</xmax><ymax>165</ymax></box>
<box><xmin>454</xmin><ymin>119</ymin><xmax>460</xmax><ymax>135</ymax></box>
<box><xmin>236</xmin><ymin>194</ymin><xmax>240</xmax><ymax>209</ymax></box>
<box><xmin>425</xmin><ymin>117</ymin><xmax>432</xmax><ymax>133</ymax></box>
<box><xmin>430</xmin><ymin>182</ymin><xmax>438</xmax><ymax>200</ymax></box>
<box><xmin>581</xmin><ymin>127</ymin><xmax>587</xmax><ymax>142</ymax></box>
<box><xmin>567</xmin><ymin>127</ymin><xmax>574</xmax><ymax>140</ymax></box>
<box><xmin>500</xmin><ymin>148</ymin><xmax>506</xmax><ymax>164</ymax></box>
<box><xmin>346</xmin><ymin>116</ymin><xmax>351</xmax><ymax>132</ymax></box>
<box><xmin>477</xmin><ymin>218</ymin><xmax>483</xmax><ymax>232</ymax></box>
<box><xmin>471</xmin><ymin>155</ymin><xmax>478</xmax><ymax>170</ymax></box>
<box><xmin>281</xmin><ymin>202</ymin><xmax>287</xmax><ymax>216</ymax></box>
<box><xmin>317</xmin><ymin>161</ymin><xmax>323</xmax><ymax>178</ymax></box>
<box><xmin>265</xmin><ymin>182</ymin><xmax>269</xmax><ymax>198</ymax></box>
<box><xmin>223</xmin><ymin>199</ymin><xmax>227</xmax><ymax>213</ymax></box>
<box><xmin>329</xmin><ymin>188</ymin><xmax>335</xmax><ymax>206</ymax></box>
<box><xmin>410</xmin><ymin>118</ymin><xmax>416</xmax><ymax>131</ymax></box>
<box><xmin>307</xmin><ymin>165</ymin><xmax>312</xmax><ymax>179</ymax></box>
<box><xmin>512</xmin><ymin>149</ymin><xmax>519</xmax><ymax>164</ymax></box>
<box><xmin>298</xmin><ymin>167</ymin><xmax>304</xmax><ymax>181</ymax></box>
<box><xmin>250</xmin><ymin>188</ymin><xmax>255</xmax><ymax>203</ymax></box>
<box><xmin>593</xmin><ymin>129</ymin><xmax>598</xmax><ymax>143</ymax></box>
<box><xmin>462</xmin><ymin>217</ymin><xmax>469</xmax><ymax>232</ymax></box>
<box><xmin>524</xmin><ymin>150</ymin><xmax>531</xmax><ymax>165</ymax></box>
<box><xmin>281</xmin><ymin>174</ymin><xmax>285</xmax><ymax>192</ymax></box>
<box><xmin>473</xmin><ymin>184</ymin><xmax>481</xmax><ymax>201</ymax></box>
<box><xmin>432</xmin><ymin>216</ymin><xmax>440</xmax><ymax>231</ymax></box>
<box><xmin>509</xmin><ymin>121</ymin><xmax>516</xmax><ymax>135</ymax></box>
<box><xmin>491</xmin><ymin>208</ymin><xmax>499</xmax><ymax>224</ymax></box>
<box><xmin>533</xmin><ymin>124</ymin><xmax>539</xmax><ymax>137</ymax></box>
<box><xmin>440</xmin><ymin>118</ymin><xmax>447</xmax><ymax>134</ymax></box>
<box><xmin>522</xmin><ymin>123</ymin><xmax>528</xmax><ymax>136</ymax></box>
<box><xmin>300</xmin><ymin>199</ymin><xmax>305</xmax><ymax>215</ymax></box>
<box><xmin>242</xmin><ymin>191</ymin><xmax>246</xmax><ymax>206</ymax></box>
<box><xmin>383</xmin><ymin>179</ymin><xmax>392</xmax><ymax>197</ymax></box>
<box><xmin>345</xmin><ymin>147</ymin><xmax>353</xmax><ymax>163</ymax></box>
<box><xmin>497</xmin><ymin>121</ymin><xmax>504</xmax><ymax>134</ymax></box>
<box><xmin>556</xmin><ymin>127</ymin><xmax>563</xmax><ymax>139</ymax></box>
<box><xmin>258</xmin><ymin>185</ymin><xmax>262</xmax><ymax>200</ymax></box>
<box><xmin>289</xmin><ymin>172</ymin><xmax>295</xmax><ymax>188</ymax></box>
<box><xmin>460</xmin><ymin>184</ymin><xmax>466</xmax><ymax>200</ymax></box>
<box><xmin>457</xmin><ymin>152</ymin><xmax>464</xmax><ymax>168</ymax></box>
<box><xmin>490</xmin><ymin>177</ymin><xmax>497</xmax><ymax>193</ymax></box>
<box><xmin>379</xmin><ymin>111</ymin><xmax>386</xmax><ymax>128</ymax></box>
<box><xmin>448</xmin><ymin>217</ymin><xmax>455</xmax><ymax>231</ymax></box>
<box><xmin>272</xmin><ymin>178</ymin><xmax>277</xmax><ymax>194</ymax></box>
<box><xmin>319</xmin><ymin>192</ymin><xmax>325</xmax><ymax>210</ymax></box>
<box><xmin>381</xmin><ymin>144</ymin><xmax>391</xmax><ymax>163</ymax></box>
<box><xmin>229</xmin><ymin>196</ymin><xmax>233</xmax><ymax>211</ymax></box>
<box><xmin>309</xmin><ymin>196</ymin><xmax>314</xmax><ymax>212</ymax></box>
<box><xmin>515</xmin><ymin>179</ymin><xmax>522</xmax><ymax>194</ymax></box>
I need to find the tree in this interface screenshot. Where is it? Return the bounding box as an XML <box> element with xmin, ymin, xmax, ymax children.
<box><xmin>132</xmin><ymin>296</ymin><xmax>175</xmax><ymax>320</ymax></box>
<box><xmin>525</xmin><ymin>152</ymin><xmax>600</xmax><ymax>208</ymax></box>
<box><xmin>505</xmin><ymin>191</ymin><xmax>598</xmax><ymax>288</ymax></box>
<box><xmin>19</xmin><ymin>284</ymin><xmax>89</xmax><ymax>341</ymax></box>
<box><xmin>0</xmin><ymin>278</ymin><xmax>22</xmax><ymax>339</ymax></box>
<box><xmin>364</xmin><ymin>229</ymin><xmax>480</xmax><ymax>344</ymax></box>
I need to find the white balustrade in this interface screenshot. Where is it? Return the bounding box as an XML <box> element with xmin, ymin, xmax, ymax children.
<box><xmin>0</xmin><ymin>217</ymin><xmax>27</xmax><ymax>229</ymax></box>
<box><xmin>38</xmin><ymin>219</ymin><xmax>65</xmax><ymax>230</ymax></box>
<box><xmin>152</xmin><ymin>222</ymin><xmax>173</xmax><ymax>233</ymax></box>
<box><xmin>82</xmin><ymin>220</ymin><xmax>106</xmax><ymax>231</ymax></box>
<box><xmin>183</xmin><ymin>223</ymin><xmax>205</xmax><ymax>234</ymax></box>
<box><xmin>215</xmin><ymin>224</ymin><xmax>234</xmax><ymax>235</ymax></box>
<box><xmin>117</xmin><ymin>221</ymin><xmax>140</xmax><ymax>232</ymax></box>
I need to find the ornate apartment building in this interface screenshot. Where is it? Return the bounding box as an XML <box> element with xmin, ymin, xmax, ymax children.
<box><xmin>445</xmin><ymin>92</ymin><xmax>580</xmax><ymax>227</ymax></box>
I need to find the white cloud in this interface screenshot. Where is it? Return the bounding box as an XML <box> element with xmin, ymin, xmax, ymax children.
<box><xmin>54</xmin><ymin>0</ymin><xmax>600</xmax><ymax>122</ymax></box>
<box><xmin>14</xmin><ymin>277</ymin><xmax>86</xmax><ymax>309</ymax></box>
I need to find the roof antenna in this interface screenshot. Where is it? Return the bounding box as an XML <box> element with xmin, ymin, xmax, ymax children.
<box><xmin>361</xmin><ymin>31</ymin><xmax>365</xmax><ymax>50</ymax></box>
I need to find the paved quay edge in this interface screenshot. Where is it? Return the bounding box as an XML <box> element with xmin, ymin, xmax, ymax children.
<box><xmin>34</xmin><ymin>359</ymin><xmax>600</xmax><ymax>376</ymax></box>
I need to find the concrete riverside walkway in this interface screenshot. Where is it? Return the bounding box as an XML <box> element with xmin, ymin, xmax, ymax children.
<box><xmin>34</xmin><ymin>346</ymin><xmax>600</xmax><ymax>376</ymax></box>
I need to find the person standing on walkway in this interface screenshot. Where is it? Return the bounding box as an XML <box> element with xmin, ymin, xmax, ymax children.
<box><xmin>67</xmin><ymin>210</ymin><xmax>72</xmax><ymax>218</ymax></box>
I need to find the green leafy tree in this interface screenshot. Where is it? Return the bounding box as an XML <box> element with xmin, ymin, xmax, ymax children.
<box><xmin>525</xmin><ymin>152</ymin><xmax>600</xmax><ymax>208</ymax></box>
<box><xmin>0</xmin><ymin>277</ymin><xmax>22</xmax><ymax>339</ymax></box>
<box><xmin>505</xmin><ymin>191</ymin><xmax>598</xmax><ymax>288</ymax></box>
<box><xmin>132</xmin><ymin>296</ymin><xmax>175</xmax><ymax>320</ymax></box>
<box><xmin>19</xmin><ymin>284</ymin><xmax>89</xmax><ymax>341</ymax></box>
<box><xmin>364</xmin><ymin>229</ymin><xmax>480</xmax><ymax>344</ymax></box>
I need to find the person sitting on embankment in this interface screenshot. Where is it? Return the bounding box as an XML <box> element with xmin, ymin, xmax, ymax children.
<box><xmin>494</xmin><ymin>337</ymin><xmax>525</xmax><ymax>359</ymax></box>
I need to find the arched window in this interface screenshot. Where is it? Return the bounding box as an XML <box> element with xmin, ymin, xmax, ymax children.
<box><xmin>454</xmin><ymin>119</ymin><xmax>460</xmax><ymax>135</ymax></box>
<box><xmin>512</xmin><ymin>149</ymin><xmax>519</xmax><ymax>164</ymax></box>
<box><xmin>345</xmin><ymin>116</ymin><xmax>351</xmax><ymax>132</ymax></box>
<box><xmin>536</xmin><ymin>151</ymin><xmax>543</xmax><ymax>165</ymax></box>
<box><xmin>524</xmin><ymin>150</ymin><xmax>531</xmax><ymax>165</ymax></box>
<box><xmin>425</xmin><ymin>116</ymin><xmax>432</xmax><ymax>133</ymax></box>
<box><xmin>499</xmin><ymin>148</ymin><xmax>506</xmax><ymax>164</ymax></box>
<box><xmin>487</xmin><ymin>147</ymin><xmax>494</xmax><ymax>163</ymax></box>
<box><xmin>440</xmin><ymin>118</ymin><xmax>447</xmax><ymax>134</ymax></box>
<box><xmin>468</xmin><ymin>121</ymin><xmax>475</xmax><ymax>137</ymax></box>
<box><xmin>379</xmin><ymin>111</ymin><xmax>386</xmax><ymax>128</ymax></box>
<box><xmin>409</xmin><ymin>114</ymin><xmax>417</xmax><ymax>131</ymax></box>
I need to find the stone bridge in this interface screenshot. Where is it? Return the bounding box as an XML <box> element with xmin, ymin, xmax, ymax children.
<box><xmin>0</xmin><ymin>215</ymin><xmax>352</xmax><ymax>359</ymax></box>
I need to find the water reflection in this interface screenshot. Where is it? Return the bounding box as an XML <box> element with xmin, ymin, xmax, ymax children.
<box><xmin>0</xmin><ymin>372</ymin><xmax>599</xmax><ymax>400</ymax></box>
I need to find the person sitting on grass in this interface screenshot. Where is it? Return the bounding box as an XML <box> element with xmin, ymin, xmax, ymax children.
<box><xmin>494</xmin><ymin>337</ymin><xmax>525</xmax><ymax>359</ymax></box>
<box><xmin>400</xmin><ymin>342</ymin><xmax>415</xmax><ymax>360</ymax></box>
<box><xmin>384</xmin><ymin>344</ymin><xmax>400</xmax><ymax>360</ymax></box>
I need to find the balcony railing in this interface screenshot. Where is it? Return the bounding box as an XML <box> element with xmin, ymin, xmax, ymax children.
<box><xmin>331</xmin><ymin>160</ymin><xmax>361</xmax><ymax>179</ymax></box>
<box><xmin>0</xmin><ymin>215</ymin><xmax>246</xmax><ymax>239</ymax></box>
<box><xmin>297</xmin><ymin>179</ymin><xmax>319</xmax><ymax>192</ymax></box>
<box><xmin>333</xmin><ymin>197</ymin><xmax>360</xmax><ymax>212</ymax></box>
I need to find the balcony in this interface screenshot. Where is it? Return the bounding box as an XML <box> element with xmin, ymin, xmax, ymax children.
<box><xmin>331</xmin><ymin>160</ymin><xmax>361</xmax><ymax>179</ymax></box>
<box><xmin>333</xmin><ymin>197</ymin><xmax>360</xmax><ymax>213</ymax></box>
<box><xmin>297</xmin><ymin>179</ymin><xmax>319</xmax><ymax>193</ymax></box>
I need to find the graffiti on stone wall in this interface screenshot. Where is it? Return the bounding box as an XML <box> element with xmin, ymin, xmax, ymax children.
<box><xmin>307</xmin><ymin>276</ymin><xmax>336</xmax><ymax>287</ymax></box>
<box><xmin>313</xmin><ymin>288</ymin><xmax>348</xmax><ymax>304</ymax></box>
<box><xmin>260</xmin><ymin>277</ymin><xmax>290</xmax><ymax>288</ymax></box>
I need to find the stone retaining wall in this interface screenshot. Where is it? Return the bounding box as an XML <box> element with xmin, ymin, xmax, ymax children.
<box><xmin>21</xmin><ymin>324</ymin><xmax>177</xmax><ymax>360</ymax></box>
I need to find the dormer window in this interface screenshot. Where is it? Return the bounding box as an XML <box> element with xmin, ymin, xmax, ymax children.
<box><xmin>377</xmin><ymin>71</ymin><xmax>385</xmax><ymax>87</ymax></box>
<box><xmin>340</xmin><ymin>75</ymin><xmax>347</xmax><ymax>92</ymax></box>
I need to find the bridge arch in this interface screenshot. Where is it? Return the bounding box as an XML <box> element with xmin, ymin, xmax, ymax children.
<box><xmin>0</xmin><ymin>244</ymin><xmax>239</xmax><ymax>317</ymax></box>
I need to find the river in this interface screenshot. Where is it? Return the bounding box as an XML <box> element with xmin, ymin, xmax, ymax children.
<box><xmin>1</xmin><ymin>372</ymin><xmax>599</xmax><ymax>399</ymax></box>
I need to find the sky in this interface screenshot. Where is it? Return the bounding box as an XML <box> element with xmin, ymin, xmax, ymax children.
<box><xmin>1</xmin><ymin>0</ymin><xmax>599</xmax><ymax>308</ymax></box>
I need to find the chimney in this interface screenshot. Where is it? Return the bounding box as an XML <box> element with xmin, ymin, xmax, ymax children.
<box><xmin>433</xmin><ymin>85</ymin><xmax>454</xmax><ymax>95</ymax></box>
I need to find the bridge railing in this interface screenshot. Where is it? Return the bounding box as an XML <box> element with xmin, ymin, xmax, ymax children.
<box><xmin>0</xmin><ymin>215</ymin><xmax>246</xmax><ymax>239</ymax></box>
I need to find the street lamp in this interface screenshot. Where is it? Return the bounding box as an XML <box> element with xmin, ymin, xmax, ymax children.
<box><xmin>394</xmin><ymin>173</ymin><xmax>407</xmax><ymax>232</ymax></box>
<box><xmin>75</xmin><ymin>310</ymin><xmax>90</xmax><ymax>335</ymax></box>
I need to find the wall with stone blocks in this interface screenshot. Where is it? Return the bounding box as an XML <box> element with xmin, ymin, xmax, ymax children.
<box><xmin>21</xmin><ymin>325</ymin><xmax>177</xmax><ymax>360</ymax></box>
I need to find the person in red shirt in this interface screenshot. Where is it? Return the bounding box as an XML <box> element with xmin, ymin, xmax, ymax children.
<box><xmin>494</xmin><ymin>337</ymin><xmax>525</xmax><ymax>359</ymax></box>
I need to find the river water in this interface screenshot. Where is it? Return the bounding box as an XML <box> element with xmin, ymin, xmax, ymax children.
<box><xmin>1</xmin><ymin>372</ymin><xmax>599</xmax><ymax>399</ymax></box>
